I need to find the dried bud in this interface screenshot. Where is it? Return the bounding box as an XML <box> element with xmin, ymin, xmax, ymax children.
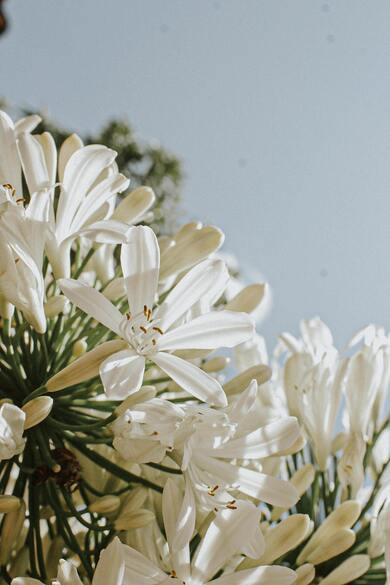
<box><xmin>0</xmin><ymin>495</ymin><xmax>21</xmax><ymax>513</ymax></box>
<box><xmin>320</xmin><ymin>555</ymin><xmax>370</xmax><ymax>585</ymax></box>
<box><xmin>22</xmin><ymin>396</ymin><xmax>53</xmax><ymax>429</ymax></box>
<box><xmin>89</xmin><ymin>496</ymin><xmax>121</xmax><ymax>515</ymax></box>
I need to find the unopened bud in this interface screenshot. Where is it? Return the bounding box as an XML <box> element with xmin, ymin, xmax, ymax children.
<box><xmin>202</xmin><ymin>356</ymin><xmax>229</xmax><ymax>373</ymax></box>
<box><xmin>46</xmin><ymin>339</ymin><xmax>127</xmax><ymax>392</ymax></box>
<box><xmin>72</xmin><ymin>339</ymin><xmax>88</xmax><ymax>358</ymax></box>
<box><xmin>114</xmin><ymin>509</ymin><xmax>154</xmax><ymax>531</ymax></box>
<box><xmin>224</xmin><ymin>365</ymin><xmax>272</xmax><ymax>395</ymax></box>
<box><xmin>22</xmin><ymin>396</ymin><xmax>53</xmax><ymax>429</ymax></box>
<box><xmin>115</xmin><ymin>386</ymin><xmax>156</xmax><ymax>416</ymax></box>
<box><xmin>295</xmin><ymin>564</ymin><xmax>315</xmax><ymax>585</ymax></box>
<box><xmin>320</xmin><ymin>554</ymin><xmax>370</xmax><ymax>585</ymax></box>
<box><xmin>89</xmin><ymin>496</ymin><xmax>121</xmax><ymax>515</ymax></box>
<box><xmin>259</xmin><ymin>514</ymin><xmax>311</xmax><ymax>565</ymax></box>
<box><xmin>45</xmin><ymin>536</ymin><xmax>65</xmax><ymax>579</ymax></box>
<box><xmin>0</xmin><ymin>495</ymin><xmax>21</xmax><ymax>513</ymax></box>
<box><xmin>0</xmin><ymin>501</ymin><xmax>26</xmax><ymax>564</ymax></box>
<box><xmin>297</xmin><ymin>500</ymin><xmax>361</xmax><ymax>564</ymax></box>
<box><xmin>44</xmin><ymin>295</ymin><xmax>70</xmax><ymax>317</ymax></box>
<box><xmin>225</xmin><ymin>283</ymin><xmax>266</xmax><ymax>314</ymax></box>
<box><xmin>331</xmin><ymin>431</ymin><xmax>348</xmax><ymax>454</ymax></box>
<box><xmin>272</xmin><ymin>464</ymin><xmax>315</xmax><ymax>520</ymax></box>
<box><xmin>304</xmin><ymin>528</ymin><xmax>356</xmax><ymax>565</ymax></box>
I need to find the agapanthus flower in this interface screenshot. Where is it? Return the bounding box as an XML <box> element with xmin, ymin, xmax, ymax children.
<box><xmin>0</xmin><ymin>403</ymin><xmax>26</xmax><ymax>461</ymax></box>
<box><xmin>58</xmin><ymin>225</ymin><xmax>254</xmax><ymax>405</ymax></box>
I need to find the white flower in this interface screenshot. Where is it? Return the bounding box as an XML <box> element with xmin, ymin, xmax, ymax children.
<box><xmin>17</xmin><ymin>130</ymin><xmax>131</xmax><ymax>278</ymax></box>
<box><xmin>174</xmin><ymin>381</ymin><xmax>300</xmax><ymax>510</ymax></box>
<box><xmin>124</xmin><ymin>479</ymin><xmax>297</xmax><ymax>585</ymax></box>
<box><xmin>0</xmin><ymin>184</ymin><xmax>49</xmax><ymax>332</ymax></box>
<box><xmin>59</xmin><ymin>226</ymin><xmax>254</xmax><ymax>406</ymax></box>
<box><xmin>0</xmin><ymin>403</ymin><xmax>26</xmax><ymax>461</ymax></box>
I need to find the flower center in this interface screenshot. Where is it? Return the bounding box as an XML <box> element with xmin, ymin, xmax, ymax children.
<box><xmin>119</xmin><ymin>304</ymin><xmax>164</xmax><ymax>355</ymax></box>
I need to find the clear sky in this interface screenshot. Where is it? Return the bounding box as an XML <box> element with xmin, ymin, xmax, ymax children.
<box><xmin>2</xmin><ymin>0</ymin><xmax>390</xmax><ymax>345</ymax></box>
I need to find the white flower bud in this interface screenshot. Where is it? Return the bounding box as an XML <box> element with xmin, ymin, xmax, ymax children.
<box><xmin>225</xmin><ymin>283</ymin><xmax>266</xmax><ymax>314</ymax></box>
<box><xmin>72</xmin><ymin>339</ymin><xmax>88</xmax><ymax>358</ymax></box>
<box><xmin>320</xmin><ymin>555</ymin><xmax>370</xmax><ymax>584</ymax></box>
<box><xmin>44</xmin><ymin>295</ymin><xmax>70</xmax><ymax>317</ymax></box>
<box><xmin>304</xmin><ymin>528</ymin><xmax>356</xmax><ymax>565</ymax></box>
<box><xmin>257</xmin><ymin>514</ymin><xmax>311</xmax><ymax>565</ymax></box>
<box><xmin>114</xmin><ymin>509</ymin><xmax>154</xmax><ymax>531</ymax></box>
<box><xmin>22</xmin><ymin>396</ymin><xmax>53</xmax><ymax>430</ymax></box>
<box><xmin>295</xmin><ymin>564</ymin><xmax>315</xmax><ymax>585</ymax></box>
<box><xmin>202</xmin><ymin>356</ymin><xmax>229</xmax><ymax>373</ymax></box>
<box><xmin>224</xmin><ymin>365</ymin><xmax>271</xmax><ymax>396</ymax></box>
<box><xmin>89</xmin><ymin>496</ymin><xmax>121</xmax><ymax>515</ymax></box>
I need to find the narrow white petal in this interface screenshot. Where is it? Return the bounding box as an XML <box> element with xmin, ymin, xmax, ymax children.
<box><xmin>153</xmin><ymin>352</ymin><xmax>227</xmax><ymax>406</ymax></box>
<box><xmin>192</xmin><ymin>500</ymin><xmax>262</xmax><ymax>583</ymax></box>
<box><xmin>122</xmin><ymin>545</ymin><xmax>171</xmax><ymax>584</ymax></box>
<box><xmin>58</xmin><ymin>133</ymin><xmax>83</xmax><ymax>182</ymax></box>
<box><xmin>0</xmin><ymin>111</ymin><xmax>22</xmax><ymax>195</ymax></box>
<box><xmin>100</xmin><ymin>350</ymin><xmax>145</xmax><ymax>399</ymax></box>
<box><xmin>57</xmin><ymin>559</ymin><xmax>84</xmax><ymax>585</ymax></box>
<box><xmin>17</xmin><ymin>133</ymin><xmax>52</xmax><ymax>195</ymax></box>
<box><xmin>197</xmin><ymin>455</ymin><xmax>299</xmax><ymax>507</ymax></box>
<box><xmin>121</xmin><ymin>226</ymin><xmax>160</xmax><ymax>314</ymax></box>
<box><xmin>157</xmin><ymin>311</ymin><xmax>254</xmax><ymax>351</ymax></box>
<box><xmin>157</xmin><ymin>259</ymin><xmax>229</xmax><ymax>331</ymax></box>
<box><xmin>214</xmin><ymin>417</ymin><xmax>300</xmax><ymax>459</ymax></box>
<box><xmin>212</xmin><ymin>566</ymin><xmax>297</xmax><ymax>585</ymax></box>
<box><xmin>58</xmin><ymin>278</ymin><xmax>123</xmax><ymax>335</ymax></box>
<box><xmin>163</xmin><ymin>479</ymin><xmax>196</xmax><ymax>552</ymax></box>
<box><xmin>11</xmin><ymin>579</ymin><xmax>44</xmax><ymax>585</ymax></box>
<box><xmin>76</xmin><ymin>219</ymin><xmax>130</xmax><ymax>244</ymax></box>
<box><xmin>92</xmin><ymin>537</ymin><xmax>125</xmax><ymax>585</ymax></box>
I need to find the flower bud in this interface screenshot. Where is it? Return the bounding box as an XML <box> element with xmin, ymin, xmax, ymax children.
<box><xmin>0</xmin><ymin>501</ymin><xmax>26</xmax><ymax>564</ymax></box>
<box><xmin>202</xmin><ymin>356</ymin><xmax>229</xmax><ymax>373</ymax></box>
<box><xmin>305</xmin><ymin>528</ymin><xmax>356</xmax><ymax>565</ymax></box>
<box><xmin>331</xmin><ymin>431</ymin><xmax>348</xmax><ymax>454</ymax></box>
<box><xmin>115</xmin><ymin>386</ymin><xmax>157</xmax><ymax>416</ymax></box>
<box><xmin>225</xmin><ymin>283</ymin><xmax>266</xmax><ymax>314</ymax></box>
<box><xmin>272</xmin><ymin>464</ymin><xmax>315</xmax><ymax>520</ymax></box>
<box><xmin>224</xmin><ymin>365</ymin><xmax>272</xmax><ymax>395</ymax></box>
<box><xmin>259</xmin><ymin>514</ymin><xmax>311</xmax><ymax>565</ymax></box>
<box><xmin>320</xmin><ymin>555</ymin><xmax>370</xmax><ymax>585</ymax></box>
<box><xmin>46</xmin><ymin>339</ymin><xmax>127</xmax><ymax>391</ymax></box>
<box><xmin>46</xmin><ymin>536</ymin><xmax>65</xmax><ymax>579</ymax></box>
<box><xmin>114</xmin><ymin>509</ymin><xmax>154</xmax><ymax>531</ymax></box>
<box><xmin>295</xmin><ymin>564</ymin><xmax>315</xmax><ymax>585</ymax></box>
<box><xmin>0</xmin><ymin>495</ymin><xmax>21</xmax><ymax>513</ymax></box>
<box><xmin>44</xmin><ymin>295</ymin><xmax>70</xmax><ymax>317</ymax></box>
<box><xmin>89</xmin><ymin>496</ymin><xmax>121</xmax><ymax>515</ymax></box>
<box><xmin>22</xmin><ymin>396</ymin><xmax>53</xmax><ymax>429</ymax></box>
<box><xmin>72</xmin><ymin>339</ymin><xmax>88</xmax><ymax>358</ymax></box>
<box><xmin>0</xmin><ymin>295</ymin><xmax>14</xmax><ymax>320</ymax></box>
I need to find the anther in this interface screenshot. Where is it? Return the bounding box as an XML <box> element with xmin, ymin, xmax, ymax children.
<box><xmin>140</xmin><ymin>326</ymin><xmax>147</xmax><ymax>334</ymax></box>
<box><xmin>126</xmin><ymin>312</ymin><xmax>131</xmax><ymax>320</ymax></box>
<box><xmin>152</xmin><ymin>326</ymin><xmax>164</xmax><ymax>335</ymax></box>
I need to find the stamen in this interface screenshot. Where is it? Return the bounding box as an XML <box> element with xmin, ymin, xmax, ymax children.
<box><xmin>226</xmin><ymin>500</ymin><xmax>237</xmax><ymax>510</ymax></box>
<box><xmin>126</xmin><ymin>312</ymin><xmax>131</xmax><ymax>320</ymax></box>
<box><xmin>152</xmin><ymin>326</ymin><xmax>164</xmax><ymax>335</ymax></box>
<box><xmin>140</xmin><ymin>326</ymin><xmax>147</xmax><ymax>334</ymax></box>
<box><xmin>143</xmin><ymin>305</ymin><xmax>148</xmax><ymax>317</ymax></box>
<box><xmin>147</xmin><ymin>308</ymin><xmax>152</xmax><ymax>321</ymax></box>
<box><xmin>152</xmin><ymin>339</ymin><xmax>157</xmax><ymax>346</ymax></box>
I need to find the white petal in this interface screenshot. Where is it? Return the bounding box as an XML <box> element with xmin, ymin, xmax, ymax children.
<box><xmin>214</xmin><ymin>417</ymin><xmax>300</xmax><ymax>459</ymax></box>
<box><xmin>157</xmin><ymin>259</ymin><xmax>229</xmax><ymax>331</ymax></box>
<box><xmin>58</xmin><ymin>278</ymin><xmax>123</xmax><ymax>335</ymax></box>
<box><xmin>17</xmin><ymin>133</ymin><xmax>52</xmax><ymax>195</ymax></box>
<box><xmin>156</xmin><ymin>311</ymin><xmax>254</xmax><ymax>351</ymax></box>
<box><xmin>76</xmin><ymin>219</ymin><xmax>130</xmax><ymax>244</ymax></box>
<box><xmin>163</xmin><ymin>479</ymin><xmax>196</xmax><ymax>552</ymax></box>
<box><xmin>191</xmin><ymin>500</ymin><xmax>262</xmax><ymax>583</ymax></box>
<box><xmin>93</xmin><ymin>537</ymin><xmax>125</xmax><ymax>585</ymax></box>
<box><xmin>56</xmin><ymin>145</ymin><xmax>117</xmax><ymax>242</ymax></box>
<box><xmin>153</xmin><ymin>352</ymin><xmax>227</xmax><ymax>407</ymax></box>
<box><xmin>196</xmin><ymin>455</ymin><xmax>299</xmax><ymax>507</ymax></box>
<box><xmin>11</xmin><ymin>579</ymin><xmax>44</xmax><ymax>585</ymax></box>
<box><xmin>57</xmin><ymin>559</ymin><xmax>83</xmax><ymax>585</ymax></box>
<box><xmin>0</xmin><ymin>111</ymin><xmax>22</xmax><ymax>195</ymax></box>
<box><xmin>121</xmin><ymin>226</ymin><xmax>160</xmax><ymax>315</ymax></box>
<box><xmin>212</xmin><ymin>566</ymin><xmax>297</xmax><ymax>585</ymax></box>
<box><xmin>14</xmin><ymin>114</ymin><xmax>41</xmax><ymax>135</ymax></box>
<box><xmin>58</xmin><ymin>134</ymin><xmax>83</xmax><ymax>182</ymax></box>
<box><xmin>112</xmin><ymin>186</ymin><xmax>156</xmax><ymax>224</ymax></box>
<box><xmin>100</xmin><ymin>350</ymin><xmax>145</xmax><ymax>399</ymax></box>
<box><xmin>122</xmin><ymin>545</ymin><xmax>170</xmax><ymax>584</ymax></box>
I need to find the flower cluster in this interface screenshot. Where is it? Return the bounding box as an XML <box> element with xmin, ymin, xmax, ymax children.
<box><xmin>0</xmin><ymin>111</ymin><xmax>388</xmax><ymax>585</ymax></box>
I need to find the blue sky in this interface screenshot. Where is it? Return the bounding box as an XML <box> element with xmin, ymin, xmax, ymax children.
<box><xmin>2</xmin><ymin>0</ymin><xmax>390</xmax><ymax>344</ymax></box>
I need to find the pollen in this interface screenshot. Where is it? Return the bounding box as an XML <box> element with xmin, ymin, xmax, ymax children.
<box><xmin>140</xmin><ymin>325</ymin><xmax>148</xmax><ymax>334</ymax></box>
<box><xmin>226</xmin><ymin>500</ymin><xmax>237</xmax><ymax>510</ymax></box>
<box><xmin>126</xmin><ymin>312</ymin><xmax>132</xmax><ymax>320</ymax></box>
<box><xmin>153</xmin><ymin>326</ymin><xmax>164</xmax><ymax>335</ymax></box>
